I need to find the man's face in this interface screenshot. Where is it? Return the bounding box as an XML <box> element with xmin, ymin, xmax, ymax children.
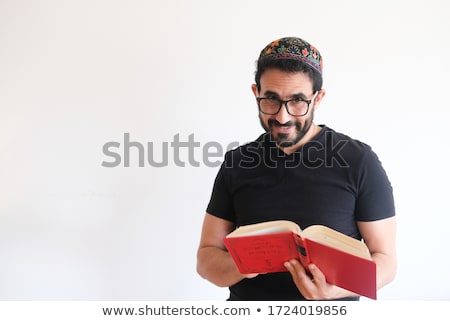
<box><xmin>252</xmin><ymin>68</ymin><xmax>324</xmax><ymax>148</ymax></box>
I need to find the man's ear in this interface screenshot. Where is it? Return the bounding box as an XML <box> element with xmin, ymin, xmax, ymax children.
<box><xmin>312</xmin><ymin>89</ymin><xmax>326</xmax><ymax>111</ymax></box>
<box><xmin>251</xmin><ymin>84</ymin><xmax>258</xmax><ymax>97</ymax></box>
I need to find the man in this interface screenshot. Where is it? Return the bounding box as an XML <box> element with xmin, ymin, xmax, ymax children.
<box><xmin>197</xmin><ymin>37</ymin><xmax>396</xmax><ymax>300</ymax></box>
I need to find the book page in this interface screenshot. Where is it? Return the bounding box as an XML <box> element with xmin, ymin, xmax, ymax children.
<box><xmin>226</xmin><ymin>220</ymin><xmax>301</xmax><ymax>238</ymax></box>
<box><xmin>302</xmin><ymin>225</ymin><xmax>371</xmax><ymax>259</ymax></box>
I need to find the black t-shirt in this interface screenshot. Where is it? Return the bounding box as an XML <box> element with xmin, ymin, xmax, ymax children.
<box><xmin>206</xmin><ymin>125</ymin><xmax>395</xmax><ymax>300</ymax></box>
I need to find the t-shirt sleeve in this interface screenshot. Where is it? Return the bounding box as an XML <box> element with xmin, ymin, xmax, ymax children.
<box><xmin>354</xmin><ymin>148</ymin><xmax>396</xmax><ymax>222</ymax></box>
<box><xmin>206</xmin><ymin>160</ymin><xmax>236</xmax><ymax>222</ymax></box>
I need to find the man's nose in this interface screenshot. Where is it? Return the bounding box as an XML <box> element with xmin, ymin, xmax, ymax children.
<box><xmin>275</xmin><ymin>103</ymin><xmax>292</xmax><ymax>124</ymax></box>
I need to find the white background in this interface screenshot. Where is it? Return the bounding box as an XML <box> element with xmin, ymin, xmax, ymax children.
<box><xmin>0</xmin><ymin>0</ymin><xmax>449</xmax><ymax>300</ymax></box>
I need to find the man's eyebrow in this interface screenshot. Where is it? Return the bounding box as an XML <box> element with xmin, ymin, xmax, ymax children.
<box><xmin>262</xmin><ymin>90</ymin><xmax>280</xmax><ymax>98</ymax></box>
<box><xmin>262</xmin><ymin>90</ymin><xmax>308</xmax><ymax>99</ymax></box>
<box><xmin>290</xmin><ymin>92</ymin><xmax>308</xmax><ymax>99</ymax></box>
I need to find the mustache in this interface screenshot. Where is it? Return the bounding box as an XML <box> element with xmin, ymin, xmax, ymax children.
<box><xmin>268</xmin><ymin>119</ymin><xmax>297</xmax><ymax>127</ymax></box>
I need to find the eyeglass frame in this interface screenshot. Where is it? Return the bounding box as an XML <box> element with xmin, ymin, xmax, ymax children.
<box><xmin>256</xmin><ymin>92</ymin><xmax>319</xmax><ymax>117</ymax></box>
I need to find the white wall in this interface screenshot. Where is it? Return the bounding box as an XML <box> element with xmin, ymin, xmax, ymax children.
<box><xmin>0</xmin><ymin>0</ymin><xmax>449</xmax><ymax>300</ymax></box>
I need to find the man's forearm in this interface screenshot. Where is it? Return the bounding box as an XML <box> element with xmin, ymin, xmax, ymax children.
<box><xmin>197</xmin><ymin>246</ymin><xmax>246</xmax><ymax>287</ymax></box>
<box><xmin>372</xmin><ymin>252</ymin><xmax>397</xmax><ymax>289</ymax></box>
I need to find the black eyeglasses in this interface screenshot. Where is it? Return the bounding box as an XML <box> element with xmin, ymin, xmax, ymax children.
<box><xmin>256</xmin><ymin>92</ymin><xmax>318</xmax><ymax>116</ymax></box>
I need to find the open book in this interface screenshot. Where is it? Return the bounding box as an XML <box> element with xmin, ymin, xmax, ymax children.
<box><xmin>223</xmin><ymin>220</ymin><xmax>377</xmax><ymax>299</ymax></box>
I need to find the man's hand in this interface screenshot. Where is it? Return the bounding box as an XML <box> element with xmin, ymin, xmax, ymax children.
<box><xmin>284</xmin><ymin>259</ymin><xmax>355</xmax><ymax>300</ymax></box>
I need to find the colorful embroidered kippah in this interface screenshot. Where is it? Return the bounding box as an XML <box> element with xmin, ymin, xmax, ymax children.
<box><xmin>258</xmin><ymin>37</ymin><xmax>323</xmax><ymax>74</ymax></box>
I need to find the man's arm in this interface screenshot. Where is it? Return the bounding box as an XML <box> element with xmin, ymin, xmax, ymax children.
<box><xmin>284</xmin><ymin>216</ymin><xmax>397</xmax><ymax>299</ymax></box>
<box><xmin>358</xmin><ymin>216</ymin><xmax>397</xmax><ymax>289</ymax></box>
<box><xmin>196</xmin><ymin>213</ymin><xmax>257</xmax><ymax>287</ymax></box>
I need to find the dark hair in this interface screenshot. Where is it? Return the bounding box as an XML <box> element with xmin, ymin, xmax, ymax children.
<box><xmin>255</xmin><ymin>58</ymin><xmax>323</xmax><ymax>93</ymax></box>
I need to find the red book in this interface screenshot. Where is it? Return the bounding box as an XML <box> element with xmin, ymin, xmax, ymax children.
<box><xmin>223</xmin><ymin>220</ymin><xmax>377</xmax><ymax>300</ymax></box>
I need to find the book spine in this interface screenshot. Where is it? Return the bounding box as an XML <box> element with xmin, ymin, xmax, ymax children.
<box><xmin>293</xmin><ymin>234</ymin><xmax>311</xmax><ymax>268</ymax></box>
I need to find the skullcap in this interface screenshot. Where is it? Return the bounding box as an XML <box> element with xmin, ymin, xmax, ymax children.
<box><xmin>258</xmin><ymin>37</ymin><xmax>323</xmax><ymax>74</ymax></box>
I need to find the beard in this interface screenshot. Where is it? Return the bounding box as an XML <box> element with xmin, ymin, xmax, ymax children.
<box><xmin>259</xmin><ymin>110</ymin><xmax>314</xmax><ymax>148</ymax></box>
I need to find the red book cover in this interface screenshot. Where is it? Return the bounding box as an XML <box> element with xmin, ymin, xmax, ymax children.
<box><xmin>223</xmin><ymin>229</ymin><xmax>377</xmax><ymax>299</ymax></box>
